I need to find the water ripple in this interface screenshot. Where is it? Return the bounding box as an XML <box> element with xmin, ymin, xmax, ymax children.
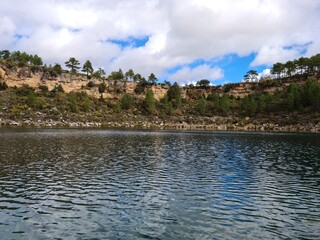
<box><xmin>0</xmin><ymin>129</ymin><xmax>319</xmax><ymax>239</ymax></box>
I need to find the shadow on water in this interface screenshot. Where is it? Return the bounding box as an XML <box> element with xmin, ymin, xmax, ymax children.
<box><xmin>0</xmin><ymin>128</ymin><xmax>319</xmax><ymax>239</ymax></box>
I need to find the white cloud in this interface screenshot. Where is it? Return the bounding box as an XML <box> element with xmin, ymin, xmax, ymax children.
<box><xmin>250</xmin><ymin>46</ymin><xmax>303</xmax><ymax>66</ymax></box>
<box><xmin>306</xmin><ymin>40</ymin><xmax>320</xmax><ymax>57</ymax></box>
<box><xmin>257</xmin><ymin>68</ymin><xmax>274</xmax><ymax>81</ymax></box>
<box><xmin>0</xmin><ymin>16</ymin><xmax>16</xmax><ymax>48</ymax></box>
<box><xmin>167</xmin><ymin>64</ymin><xmax>223</xmax><ymax>85</ymax></box>
<box><xmin>260</xmin><ymin>68</ymin><xmax>271</xmax><ymax>77</ymax></box>
<box><xmin>0</xmin><ymin>0</ymin><xmax>319</xmax><ymax>83</ymax></box>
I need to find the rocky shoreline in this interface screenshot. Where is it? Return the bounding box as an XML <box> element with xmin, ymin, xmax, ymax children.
<box><xmin>1</xmin><ymin>116</ymin><xmax>319</xmax><ymax>133</ymax></box>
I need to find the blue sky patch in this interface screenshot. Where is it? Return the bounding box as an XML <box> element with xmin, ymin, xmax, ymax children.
<box><xmin>162</xmin><ymin>54</ymin><xmax>267</xmax><ymax>85</ymax></box>
<box><xmin>165</xmin><ymin>59</ymin><xmax>214</xmax><ymax>76</ymax></box>
<box><xmin>162</xmin><ymin>44</ymin><xmax>311</xmax><ymax>85</ymax></box>
<box><xmin>283</xmin><ymin>42</ymin><xmax>311</xmax><ymax>54</ymax></box>
<box><xmin>14</xmin><ymin>34</ymin><xmax>29</xmax><ymax>40</ymax></box>
<box><xmin>201</xmin><ymin>54</ymin><xmax>267</xmax><ymax>85</ymax></box>
<box><xmin>166</xmin><ymin>65</ymin><xmax>183</xmax><ymax>75</ymax></box>
<box><xmin>108</xmin><ymin>36</ymin><xmax>149</xmax><ymax>48</ymax></box>
<box><xmin>217</xmin><ymin>53</ymin><xmax>263</xmax><ymax>84</ymax></box>
<box><xmin>188</xmin><ymin>59</ymin><xmax>208</xmax><ymax>68</ymax></box>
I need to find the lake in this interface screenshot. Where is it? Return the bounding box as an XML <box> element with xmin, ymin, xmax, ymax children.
<box><xmin>0</xmin><ymin>128</ymin><xmax>319</xmax><ymax>239</ymax></box>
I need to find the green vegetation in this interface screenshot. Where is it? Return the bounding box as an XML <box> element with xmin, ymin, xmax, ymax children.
<box><xmin>270</xmin><ymin>54</ymin><xmax>320</xmax><ymax>78</ymax></box>
<box><xmin>0</xmin><ymin>82</ymin><xmax>8</xmax><ymax>91</ymax></box>
<box><xmin>197</xmin><ymin>97</ymin><xmax>207</xmax><ymax>115</ymax></box>
<box><xmin>82</xmin><ymin>60</ymin><xmax>94</xmax><ymax>79</ymax></box>
<box><xmin>159</xmin><ymin>95</ymin><xmax>173</xmax><ymax>115</ymax></box>
<box><xmin>148</xmin><ymin>73</ymin><xmax>157</xmax><ymax>84</ymax></box>
<box><xmin>121</xmin><ymin>94</ymin><xmax>135</xmax><ymax>110</ymax></box>
<box><xmin>243</xmin><ymin>70</ymin><xmax>258</xmax><ymax>82</ymax></box>
<box><xmin>93</xmin><ymin>68</ymin><xmax>106</xmax><ymax>80</ymax></box>
<box><xmin>51</xmin><ymin>84</ymin><xmax>64</xmax><ymax>93</ymax></box>
<box><xmin>196</xmin><ymin>79</ymin><xmax>210</xmax><ymax>87</ymax></box>
<box><xmin>53</xmin><ymin>63</ymin><xmax>62</xmax><ymax>75</ymax></box>
<box><xmin>143</xmin><ymin>90</ymin><xmax>156</xmax><ymax>114</ymax></box>
<box><xmin>108</xmin><ymin>69</ymin><xmax>124</xmax><ymax>81</ymax></box>
<box><xmin>87</xmin><ymin>81</ymin><xmax>94</xmax><ymax>88</ymax></box>
<box><xmin>125</xmin><ymin>69</ymin><xmax>135</xmax><ymax>81</ymax></box>
<box><xmin>0</xmin><ymin>49</ymin><xmax>320</xmax><ymax>127</ymax></box>
<box><xmin>0</xmin><ymin>50</ymin><xmax>43</xmax><ymax>67</ymax></box>
<box><xmin>2</xmin><ymin>77</ymin><xmax>318</xmax><ymax>122</ymax></box>
<box><xmin>98</xmin><ymin>82</ymin><xmax>107</xmax><ymax>95</ymax></box>
<box><xmin>65</xmin><ymin>57</ymin><xmax>80</xmax><ymax>73</ymax></box>
<box><xmin>167</xmin><ymin>82</ymin><xmax>181</xmax><ymax>108</ymax></box>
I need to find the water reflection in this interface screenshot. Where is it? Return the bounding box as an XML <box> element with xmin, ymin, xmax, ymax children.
<box><xmin>0</xmin><ymin>129</ymin><xmax>319</xmax><ymax>239</ymax></box>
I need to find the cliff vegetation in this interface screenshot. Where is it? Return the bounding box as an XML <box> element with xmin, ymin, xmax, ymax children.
<box><xmin>0</xmin><ymin>50</ymin><xmax>319</xmax><ymax>131</ymax></box>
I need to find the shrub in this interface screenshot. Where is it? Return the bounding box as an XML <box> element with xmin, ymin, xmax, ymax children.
<box><xmin>167</xmin><ymin>82</ymin><xmax>181</xmax><ymax>108</ymax></box>
<box><xmin>134</xmin><ymin>84</ymin><xmax>145</xmax><ymax>94</ymax></box>
<box><xmin>121</xmin><ymin>94</ymin><xmax>135</xmax><ymax>110</ymax></box>
<box><xmin>53</xmin><ymin>63</ymin><xmax>62</xmax><ymax>75</ymax></box>
<box><xmin>98</xmin><ymin>82</ymin><xmax>106</xmax><ymax>94</ymax></box>
<box><xmin>87</xmin><ymin>81</ymin><xmax>94</xmax><ymax>88</ymax></box>
<box><xmin>143</xmin><ymin>90</ymin><xmax>156</xmax><ymax>114</ymax></box>
<box><xmin>197</xmin><ymin>97</ymin><xmax>207</xmax><ymax>115</ymax></box>
<box><xmin>51</xmin><ymin>84</ymin><xmax>64</xmax><ymax>93</ymax></box>
<box><xmin>27</xmin><ymin>91</ymin><xmax>36</xmax><ymax>107</ymax></box>
<box><xmin>114</xmin><ymin>103</ymin><xmax>121</xmax><ymax>113</ymax></box>
<box><xmin>39</xmin><ymin>85</ymin><xmax>48</xmax><ymax>93</ymax></box>
<box><xmin>0</xmin><ymin>82</ymin><xmax>8</xmax><ymax>91</ymax></box>
<box><xmin>16</xmin><ymin>85</ymin><xmax>35</xmax><ymax>96</ymax></box>
<box><xmin>68</xmin><ymin>94</ymin><xmax>78</xmax><ymax>113</ymax></box>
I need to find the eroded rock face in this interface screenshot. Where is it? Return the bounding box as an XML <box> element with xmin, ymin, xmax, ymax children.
<box><xmin>2</xmin><ymin>63</ymin><xmax>319</xmax><ymax>101</ymax></box>
<box><xmin>0</xmin><ymin>68</ymin><xmax>5</xmax><ymax>80</ymax></box>
<box><xmin>113</xmin><ymin>80</ymin><xmax>126</xmax><ymax>94</ymax></box>
<box><xmin>18</xmin><ymin>67</ymin><xmax>32</xmax><ymax>78</ymax></box>
<box><xmin>41</xmin><ymin>71</ymin><xmax>58</xmax><ymax>81</ymax></box>
<box><xmin>151</xmin><ymin>84</ymin><xmax>168</xmax><ymax>100</ymax></box>
<box><xmin>125</xmin><ymin>82</ymin><xmax>136</xmax><ymax>95</ymax></box>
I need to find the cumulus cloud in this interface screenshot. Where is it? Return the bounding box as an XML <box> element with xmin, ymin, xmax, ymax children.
<box><xmin>250</xmin><ymin>46</ymin><xmax>303</xmax><ymax>67</ymax></box>
<box><xmin>167</xmin><ymin>64</ymin><xmax>223</xmax><ymax>86</ymax></box>
<box><xmin>0</xmin><ymin>16</ymin><xmax>16</xmax><ymax>48</ymax></box>
<box><xmin>257</xmin><ymin>68</ymin><xmax>273</xmax><ymax>81</ymax></box>
<box><xmin>260</xmin><ymin>68</ymin><xmax>271</xmax><ymax>77</ymax></box>
<box><xmin>0</xmin><ymin>0</ymin><xmax>319</xmax><ymax>83</ymax></box>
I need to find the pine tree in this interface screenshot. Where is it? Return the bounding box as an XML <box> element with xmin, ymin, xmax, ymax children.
<box><xmin>65</xmin><ymin>57</ymin><xmax>80</xmax><ymax>73</ymax></box>
<box><xmin>82</xmin><ymin>60</ymin><xmax>94</xmax><ymax>79</ymax></box>
<box><xmin>143</xmin><ymin>90</ymin><xmax>156</xmax><ymax>114</ymax></box>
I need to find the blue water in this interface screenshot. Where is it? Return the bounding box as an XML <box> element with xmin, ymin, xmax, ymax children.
<box><xmin>0</xmin><ymin>128</ymin><xmax>319</xmax><ymax>239</ymax></box>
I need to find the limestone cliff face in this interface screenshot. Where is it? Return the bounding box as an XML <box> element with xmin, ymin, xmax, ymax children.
<box><xmin>151</xmin><ymin>84</ymin><xmax>168</xmax><ymax>100</ymax></box>
<box><xmin>0</xmin><ymin>67</ymin><xmax>6</xmax><ymax>80</ymax></box>
<box><xmin>0</xmin><ymin>64</ymin><xmax>169</xmax><ymax>100</ymax></box>
<box><xmin>1</xmin><ymin>63</ymin><xmax>318</xmax><ymax>100</ymax></box>
<box><xmin>0</xmin><ymin>64</ymin><xmax>128</xmax><ymax>99</ymax></box>
<box><xmin>227</xmin><ymin>83</ymin><xmax>254</xmax><ymax>98</ymax></box>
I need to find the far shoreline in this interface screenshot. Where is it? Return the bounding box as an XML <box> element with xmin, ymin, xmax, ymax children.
<box><xmin>1</xmin><ymin>118</ymin><xmax>319</xmax><ymax>133</ymax></box>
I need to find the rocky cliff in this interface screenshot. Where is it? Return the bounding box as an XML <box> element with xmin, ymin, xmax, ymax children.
<box><xmin>0</xmin><ymin>63</ymin><xmax>170</xmax><ymax>100</ymax></box>
<box><xmin>1</xmin><ymin>62</ymin><xmax>319</xmax><ymax>101</ymax></box>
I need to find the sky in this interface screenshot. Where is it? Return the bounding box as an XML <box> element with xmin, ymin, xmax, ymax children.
<box><xmin>1</xmin><ymin>0</ymin><xmax>319</xmax><ymax>85</ymax></box>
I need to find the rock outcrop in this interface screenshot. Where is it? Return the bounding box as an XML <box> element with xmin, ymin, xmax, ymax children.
<box><xmin>0</xmin><ymin>62</ymin><xmax>319</xmax><ymax>101</ymax></box>
<box><xmin>0</xmin><ymin>67</ymin><xmax>5</xmax><ymax>80</ymax></box>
